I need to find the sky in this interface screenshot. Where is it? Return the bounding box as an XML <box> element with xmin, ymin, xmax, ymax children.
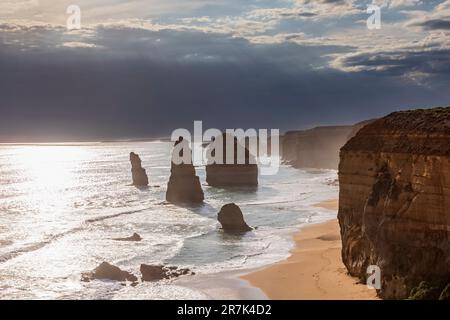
<box><xmin>0</xmin><ymin>0</ymin><xmax>449</xmax><ymax>141</ymax></box>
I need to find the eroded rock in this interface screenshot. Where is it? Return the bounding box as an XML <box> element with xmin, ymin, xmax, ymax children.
<box><xmin>82</xmin><ymin>262</ymin><xmax>137</xmax><ymax>282</ymax></box>
<box><xmin>166</xmin><ymin>137</ymin><xmax>204</xmax><ymax>204</ymax></box>
<box><xmin>218</xmin><ymin>203</ymin><xmax>252</xmax><ymax>233</ymax></box>
<box><xmin>130</xmin><ymin>152</ymin><xmax>149</xmax><ymax>186</ymax></box>
<box><xmin>338</xmin><ymin>107</ymin><xmax>450</xmax><ymax>299</ymax></box>
<box><xmin>112</xmin><ymin>233</ymin><xmax>142</xmax><ymax>242</ymax></box>
<box><xmin>140</xmin><ymin>264</ymin><xmax>194</xmax><ymax>282</ymax></box>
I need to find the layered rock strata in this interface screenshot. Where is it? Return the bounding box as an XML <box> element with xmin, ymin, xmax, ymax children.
<box><xmin>338</xmin><ymin>107</ymin><xmax>450</xmax><ymax>299</ymax></box>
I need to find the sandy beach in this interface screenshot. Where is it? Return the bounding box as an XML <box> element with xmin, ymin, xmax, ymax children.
<box><xmin>242</xmin><ymin>199</ymin><xmax>378</xmax><ymax>300</ymax></box>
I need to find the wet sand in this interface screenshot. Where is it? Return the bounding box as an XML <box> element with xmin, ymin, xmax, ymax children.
<box><xmin>241</xmin><ymin>199</ymin><xmax>378</xmax><ymax>300</ymax></box>
<box><xmin>175</xmin><ymin>269</ymin><xmax>268</xmax><ymax>300</ymax></box>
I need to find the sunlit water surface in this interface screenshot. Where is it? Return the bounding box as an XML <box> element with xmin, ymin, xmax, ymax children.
<box><xmin>0</xmin><ymin>142</ymin><xmax>337</xmax><ymax>299</ymax></box>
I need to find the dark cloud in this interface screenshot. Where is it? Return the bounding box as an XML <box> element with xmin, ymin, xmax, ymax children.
<box><xmin>0</xmin><ymin>25</ymin><xmax>449</xmax><ymax>142</ymax></box>
<box><xmin>336</xmin><ymin>46</ymin><xmax>450</xmax><ymax>78</ymax></box>
<box><xmin>412</xmin><ymin>19</ymin><xmax>450</xmax><ymax>30</ymax></box>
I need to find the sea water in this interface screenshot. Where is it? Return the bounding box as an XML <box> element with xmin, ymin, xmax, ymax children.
<box><xmin>0</xmin><ymin>141</ymin><xmax>338</xmax><ymax>299</ymax></box>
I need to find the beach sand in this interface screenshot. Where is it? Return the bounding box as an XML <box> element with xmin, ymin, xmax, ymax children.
<box><xmin>175</xmin><ymin>269</ymin><xmax>268</xmax><ymax>300</ymax></box>
<box><xmin>241</xmin><ymin>199</ymin><xmax>378</xmax><ymax>300</ymax></box>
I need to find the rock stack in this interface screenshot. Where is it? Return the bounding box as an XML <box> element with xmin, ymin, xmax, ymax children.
<box><xmin>130</xmin><ymin>152</ymin><xmax>149</xmax><ymax>186</ymax></box>
<box><xmin>338</xmin><ymin>107</ymin><xmax>450</xmax><ymax>299</ymax></box>
<box><xmin>218</xmin><ymin>203</ymin><xmax>252</xmax><ymax>233</ymax></box>
<box><xmin>81</xmin><ymin>262</ymin><xmax>137</xmax><ymax>282</ymax></box>
<box><xmin>166</xmin><ymin>137</ymin><xmax>204</xmax><ymax>204</ymax></box>
<box><xmin>206</xmin><ymin>133</ymin><xmax>258</xmax><ymax>187</ymax></box>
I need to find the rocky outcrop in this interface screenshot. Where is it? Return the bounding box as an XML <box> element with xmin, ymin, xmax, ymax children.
<box><xmin>112</xmin><ymin>233</ymin><xmax>142</xmax><ymax>242</ymax></box>
<box><xmin>338</xmin><ymin>107</ymin><xmax>450</xmax><ymax>299</ymax></box>
<box><xmin>166</xmin><ymin>137</ymin><xmax>204</xmax><ymax>204</ymax></box>
<box><xmin>140</xmin><ymin>264</ymin><xmax>194</xmax><ymax>282</ymax></box>
<box><xmin>81</xmin><ymin>262</ymin><xmax>193</xmax><ymax>284</ymax></box>
<box><xmin>206</xmin><ymin>134</ymin><xmax>258</xmax><ymax>187</ymax></box>
<box><xmin>130</xmin><ymin>152</ymin><xmax>149</xmax><ymax>186</ymax></box>
<box><xmin>218</xmin><ymin>203</ymin><xmax>252</xmax><ymax>233</ymax></box>
<box><xmin>81</xmin><ymin>262</ymin><xmax>137</xmax><ymax>282</ymax></box>
<box><xmin>281</xmin><ymin>121</ymin><xmax>375</xmax><ymax>170</ymax></box>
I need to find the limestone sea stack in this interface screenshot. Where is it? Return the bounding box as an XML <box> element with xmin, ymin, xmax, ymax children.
<box><xmin>130</xmin><ymin>152</ymin><xmax>149</xmax><ymax>186</ymax></box>
<box><xmin>338</xmin><ymin>107</ymin><xmax>450</xmax><ymax>299</ymax></box>
<box><xmin>218</xmin><ymin>203</ymin><xmax>252</xmax><ymax>233</ymax></box>
<box><xmin>206</xmin><ymin>133</ymin><xmax>258</xmax><ymax>187</ymax></box>
<box><xmin>166</xmin><ymin>137</ymin><xmax>204</xmax><ymax>204</ymax></box>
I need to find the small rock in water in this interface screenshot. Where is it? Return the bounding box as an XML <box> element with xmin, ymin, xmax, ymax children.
<box><xmin>218</xmin><ymin>203</ymin><xmax>252</xmax><ymax>233</ymax></box>
<box><xmin>140</xmin><ymin>264</ymin><xmax>194</xmax><ymax>282</ymax></box>
<box><xmin>82</xmin><ymin>262</ymin><xmax>138</xmax><ymax>283</ymax></box>
<box><xmin>140</xmin><ymin>264</ymin><xmax>167</xmax><ymax>282</ymax></box>
<box><xmin>112</xmin><ymin>233</ymin><xmax>142</xmax><ymax>242</ymax></box>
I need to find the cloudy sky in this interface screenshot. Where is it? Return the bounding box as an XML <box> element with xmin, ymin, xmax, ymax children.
<box><xmin>1</xmin><ymin>0</ymin><xmax>449</xmax><ymax>141</ymax></box>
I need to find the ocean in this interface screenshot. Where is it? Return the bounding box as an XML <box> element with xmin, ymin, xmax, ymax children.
<box><xmin>0</xmin><ymin>141</ymin><xmax>338</xmax><ymax>299</ymax></box>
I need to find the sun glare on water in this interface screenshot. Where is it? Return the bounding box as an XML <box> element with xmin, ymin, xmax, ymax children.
<box><xmin>14</xmin><ymin>145</ymin><xmax>92</xmax><ymax>214</ymax></box>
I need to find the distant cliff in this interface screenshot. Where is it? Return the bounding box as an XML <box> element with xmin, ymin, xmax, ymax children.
<box><xmin>338</xmin><ymin>107</ymin><xmax>450</xmax><ymax>299</ymax></box>
<box><xmin>281</xmin><ymin>122</ymin><xmax>371</xmax><ymax>169</ymax></box>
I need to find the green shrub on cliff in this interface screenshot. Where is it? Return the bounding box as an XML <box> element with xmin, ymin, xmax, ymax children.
<box><xmin>408</xmin><ymin>281</ymin><xmax>441</xmax><ymax>300</ymax></box>
<box><xmin>439</xmin><ymin>283</ymin><xmax>450</xmax><ymax>300</ymax></box>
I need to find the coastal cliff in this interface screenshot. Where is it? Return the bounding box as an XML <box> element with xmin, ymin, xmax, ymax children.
<box><xmin>282</xmin><ymin>125</ymin><xmax>356</xmax><ymax>169</ymax></box>
<box><xmin>338</xmin><ymin>107</ymin><xmax>450</xmax><ymax>299</ymax></box>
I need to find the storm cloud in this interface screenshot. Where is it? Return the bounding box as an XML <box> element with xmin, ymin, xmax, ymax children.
<box><xmin>0</xmin><ymin>0</ymin><xmax>449</xmax><ymax>142</ymax></box>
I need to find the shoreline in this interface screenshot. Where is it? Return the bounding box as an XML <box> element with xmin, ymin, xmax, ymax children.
<box><xmin>174</xmin><ymin>269</ymin><xmax>268</xmax><ymax>300</ymax></box>
<box><xmin>240</xmin><ymin>199</ymin><xmax>378</xmax><ymax>300</ymax></box>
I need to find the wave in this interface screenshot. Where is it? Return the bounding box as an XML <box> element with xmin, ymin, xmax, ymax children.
<box><xmin>0</xmin><ymin>206</ymin><xmax>156</xmax><ymax>263</ymax></box>
<box><xmin>0</xmin><ymin>226</ymin><xmax>84</xmax><ymax>263</ymax></box>
<box><xmin>84</xmin><ymin>207</ymin><xmax>151</xmax><ymax>223</ymax></box>
<box><xmin>239</xmin><ymin>194</ymin><xmax>313</xmax><ymax>207</ymax></box>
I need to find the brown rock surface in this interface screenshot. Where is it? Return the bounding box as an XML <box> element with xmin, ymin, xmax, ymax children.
<box><xmin>338</xmin><ymin>107</ymin><xmax>450</xmax><ymax>299</ymax></box>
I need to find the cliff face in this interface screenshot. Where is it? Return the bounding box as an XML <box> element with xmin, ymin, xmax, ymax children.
<box><xmin>338</xmin><ymin>107</ymin><xmax>450</xmax><ymax>299</ymax></box>
<box><xmin>282</xmin><ymin>126</ymin><xmax>354</xmax><ymax>169</ymax></box>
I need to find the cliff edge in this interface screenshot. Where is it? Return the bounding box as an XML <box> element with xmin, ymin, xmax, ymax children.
<box><xmin>338</xmin><ymin>107</ymin><xmax>450</xmax><ymax>299</ymax></box>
